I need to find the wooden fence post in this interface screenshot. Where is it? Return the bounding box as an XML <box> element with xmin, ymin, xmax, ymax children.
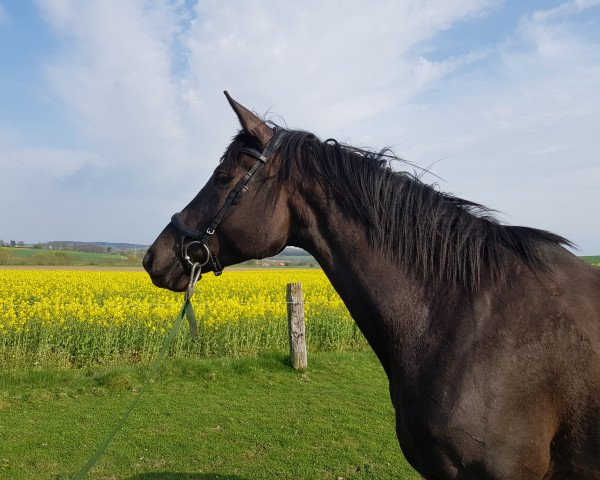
<box><xmin>286</xmin><ymin>282</ymin><xmax>307</xmax><ymax>370</ymax></box>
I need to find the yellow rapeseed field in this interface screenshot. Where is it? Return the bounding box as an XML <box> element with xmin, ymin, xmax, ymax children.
<box><xmin>0</xmin><ymin>269</ymin><xmax>364</xmax><ymax>367</ymax></box>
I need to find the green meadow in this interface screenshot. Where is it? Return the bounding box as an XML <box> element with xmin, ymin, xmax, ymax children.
<box><xmin>0</xmin><ymin>352</ymin><xmax>420</xmax><ymax>480</ymax></box>
<box><xmin>0</xmin><ymin>247</ymin><xmax>140</xmax><ymax>266</ymax></box>
<box><xmin>581</xmin><ymin>255</ymin><xmax>600</xmax><ymax>265</ymax></box>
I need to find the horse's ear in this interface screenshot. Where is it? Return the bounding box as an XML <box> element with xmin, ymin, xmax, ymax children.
<box><xmin>224</xmin><ymin>91</ymin><xmax>273</xmax><ymax>147</ymax></box>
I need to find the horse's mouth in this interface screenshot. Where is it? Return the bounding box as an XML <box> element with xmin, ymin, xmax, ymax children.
<box><xmin>148</xmin><ymin>262</ymin><xmax>190</xmax><ymax>292</ymax></box>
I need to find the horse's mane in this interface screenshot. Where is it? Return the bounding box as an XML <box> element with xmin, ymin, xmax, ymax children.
<box><xmin>223</xmin><ymin>128</ymin><xmax>573</xmax><ymax>291</ymax></box>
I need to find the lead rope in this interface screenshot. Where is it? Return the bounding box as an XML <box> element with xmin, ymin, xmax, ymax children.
<box><xmin>73</xmin><ymin>263</ymin><xmax>202</xmax><ymax>479</ymax></box>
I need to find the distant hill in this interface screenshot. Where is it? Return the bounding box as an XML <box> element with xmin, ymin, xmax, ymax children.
<box><xmin>41</xmin><ymin>243</ymin><xmax>307</xmax><ymax>257</ymax></box>
<box><xmin>272</xmin><ymin>247</ymin><xmax>315</xmax><ymax>261</ymax></box>
<box><xmin>0</xmin><ymin>246</ymin><xmax>141</xmax><ymax>267</ymax></box>
<box><xmin>276</xmin><ymin>247</ymin><xmax>313</xmax><ymax>257</ymax></box>
<box><xmin>46</xmin><ymin>241</ymin><xmax>148</xmax><ymax>251</ymax></box>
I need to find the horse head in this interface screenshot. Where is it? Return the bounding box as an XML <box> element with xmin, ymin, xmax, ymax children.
<box><xmin>143</xmin><ymin>92</ymin><xmax>292</xmax><ymax>291</ymax></box>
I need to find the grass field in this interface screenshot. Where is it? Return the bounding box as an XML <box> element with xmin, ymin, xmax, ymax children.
<box><xmin>0</xmin><ymin>352</ymin><xmax>419</xmax><ymax>480</ymax></box>
<box><xmin>0</xmin><ymin>247</ymin><xmax>140</xmax><ymax>266</ymax></box>
<box><xmin>581</xmin><ymin>255</ymin><xmax>600</xmax><ymax>265</ymax></box>
<box><xmin>0</xmin><ymin>268</ymin><xmax>419</xmax><ymax>478</ymax></box>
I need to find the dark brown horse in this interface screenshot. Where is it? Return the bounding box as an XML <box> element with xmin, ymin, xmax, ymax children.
<box><xmin>144</xmin><ymin>92</ymin><xmax>600</xmax><ymax>479</ymax></box>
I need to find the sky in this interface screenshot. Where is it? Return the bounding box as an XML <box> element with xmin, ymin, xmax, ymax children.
<box><xmin>0</xmin><ymin>0</ymin><xmax>599</xmax><ymax>254</ymax></box>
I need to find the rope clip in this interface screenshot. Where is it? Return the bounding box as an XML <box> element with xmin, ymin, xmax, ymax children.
<box><xmin>185</xmin><ymin>261</ymin><xmax>202</xmax><ymax>301</ymax></box>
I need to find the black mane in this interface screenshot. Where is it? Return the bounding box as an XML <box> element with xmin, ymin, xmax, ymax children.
<box><xmin>224</xmin><ymin>128</ymin><xmax>573</xmax><ymax>291</ymax></box>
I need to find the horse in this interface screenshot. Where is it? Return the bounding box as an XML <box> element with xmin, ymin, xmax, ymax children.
<box><xmin>143</xmin><ymin>92</ymin><xmax>600</xmax><ymax>479</ymax></box>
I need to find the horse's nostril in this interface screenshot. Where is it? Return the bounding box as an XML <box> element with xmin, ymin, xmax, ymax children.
<box><xmin>142</xmin><ymin>251</ymin><xmax>153</xmax><ymax>270</ymax></box>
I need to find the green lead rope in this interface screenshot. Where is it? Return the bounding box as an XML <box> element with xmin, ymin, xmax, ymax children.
<box><xmin>73</xmin><ymin>298</ymin><xmax>196</xmax><ymax>479</ymax></box>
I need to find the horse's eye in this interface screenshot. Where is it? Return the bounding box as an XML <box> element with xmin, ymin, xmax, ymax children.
<box><xmin>214</xmin><ymin>172</ymin><xmax>232</xmax><ymax>185</ymax></box>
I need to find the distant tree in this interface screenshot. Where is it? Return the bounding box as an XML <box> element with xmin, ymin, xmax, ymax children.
<box><xmin>0</xmin><ymin>239</ymin><xmax>4</xmax><ymax>246</ymax></box>
<box><xmin>10</xmin><ymin>240</ymin><xmax>16</xmax><ymax>247</ymax></box>
<box><xmin>33</xmin><ymin>243</ymin><xmax>43</xmax><ymax>249</ymax></box>
<box><xmin>17</xmin><ymin>241</ymin><xmax>25</xmax><ymax>247</ymax></box>
<box><xmin>107</xmin><ymin>246</ymin><xmax>112</xmax><ymax>254</ymax></box>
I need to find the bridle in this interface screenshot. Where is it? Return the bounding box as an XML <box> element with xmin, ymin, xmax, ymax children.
<box><xmin>170</xmin><ymin>126</ymin><xmax>288</xmax><ymax>277</ymax></box>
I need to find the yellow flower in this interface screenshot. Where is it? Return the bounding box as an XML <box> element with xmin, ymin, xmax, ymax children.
<box><xmin>0</xmin><ymin>268</ymin><xmax>360</xmax><ymax>365</ymax></box>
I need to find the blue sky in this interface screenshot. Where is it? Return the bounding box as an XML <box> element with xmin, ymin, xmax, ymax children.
<box><xmin>0</xmin><ymin>0</ymin><xmax>599</xmax><ymax>254</ymax></box>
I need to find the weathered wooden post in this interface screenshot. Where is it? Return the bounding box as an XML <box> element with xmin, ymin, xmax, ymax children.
<box><xmin>286</xmin><ymin>282</ymin><xmax>307</xmax><ymax>370</ymax></box>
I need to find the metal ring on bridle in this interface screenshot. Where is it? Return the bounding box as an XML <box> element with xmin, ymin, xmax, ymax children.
<box><xmin>183</xmin><ymin>241</ymin><xmax>211</xmax><ymax>268</ymax></box>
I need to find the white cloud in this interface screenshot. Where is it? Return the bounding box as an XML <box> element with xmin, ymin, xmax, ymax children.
<box><xmin>532</xmin><ymin>0</ymin><xmax>600</xmax><ymax>22</ymax></box>
<box><xmin>0</xmin><ymin>142</ymin><xmax>100</xmax><ymax>242</ymax></box>
<box><xmin>2</xmin><ymin>0</ymin><xmax>598</xmax><ymax>253</ymax></box>
<box><xmin>380</xmin><ymin>1</ymin><xmax>600</xmax><ymax>252</ymax></box>
<box><xmin>182</xmin><ymin>0</ymin><xmax>498</xmax><ymax>134</ymax></box>
<box><xmin>4</xmin><ymin>147</ymin><xmax>101</xmax><ymax>182</ymax></box>
<box><xmin>17</xmin><ymin>0</ymin><xmax>499</xmax><ymax>242</ymax></box>
<box><xmin>37</xmin><ymin>0</ymin><xmax>190</xmax><ymax>189</ymax></box>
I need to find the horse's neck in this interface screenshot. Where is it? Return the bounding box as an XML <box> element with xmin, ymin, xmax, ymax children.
<box><xmin>289</xmin><ymin>195</ymin><xmax>442</xmax><ymax>378</ymax></box>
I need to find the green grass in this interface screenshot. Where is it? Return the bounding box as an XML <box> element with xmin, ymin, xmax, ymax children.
<box><xmin>6</xmin><ymin>247</ymin><xmax>113</xmax><ymax>260</ymax></box>
<box><xmin>0</xmin><ymin>352</ymin><xmax>419</xmax><ymax>480</ymax></box>
<box><xmin>1</xmin><ymin>306</ymin><xmax>368</xmax><ymax>370</ymax></box>
<box><xmin>0</xmin><ymin>247</ymin><xmax>140</xmax><ymax>266</ymax></box>
<box><xmin>581</xmin><ymin>255</ymin><xmax>600</xmax><ymax>265</ymax></box>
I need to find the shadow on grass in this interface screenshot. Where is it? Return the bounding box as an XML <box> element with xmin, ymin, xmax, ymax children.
<box><xmin>129</xmin><ymin>473</ymin><xmax>248</xmax><ymax>480</ymax></box>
